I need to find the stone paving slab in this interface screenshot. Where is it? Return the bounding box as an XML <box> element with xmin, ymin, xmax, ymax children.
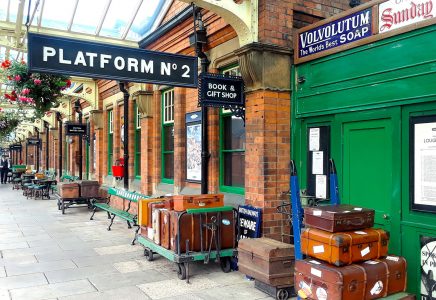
<box><xmin>0</xmin><ymin>184</ymin><xmax>275</xmax><ymax>300</ymax></box>
<box><xmin>59</xmin><ymin>286</ymin><xmax>150</xmax><ymax>300</ymax></box>
<box><xmin>5</xmin><ymin>259</ymin><xmax>77</xmax><ymax>276</ymax></box>
<box><xmin>9</xmin><ymin>279</ymin><xmax>96</xmax><ymax>300</ymax></box>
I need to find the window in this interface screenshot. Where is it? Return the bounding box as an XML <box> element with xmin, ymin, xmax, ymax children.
<box><xmin>107</xmin><ymin>109</ymin><xmax>113</xmax><ymax>175</ymax></box>
<box><xmin>134</xmin><ymin>104</ymin><xmax>141</xmax><ymax>178</ymax></box>
<box><xmin>220</xmin><ymin>65</ymin><xmax>245</xmax><ymax>194</ymax></box>
<box><xmin>161</xmin><ymin>89</ymin><xmax>175</xmax><ymax>182</ymax></box>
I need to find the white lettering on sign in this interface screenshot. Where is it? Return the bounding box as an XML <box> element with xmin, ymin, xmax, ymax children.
<box><xmin>141</xmin><ymin>60</ymin><xmax>153</xmax><ymax>74</ymax></box>
<box><xmin>43</xmin><ymin>46</ymin><xmax>56</xmax><ymax>61</ymax></box>
<box><xmin>100</xmin><ymin>54</ymin><xmax>111</xmax><ymax>68</ymax></box>
<box><xmin>59</xmin><ymin>48</ymin><xmax>71</xmax><ymax>64</ymax></box>
<box><xmin>379</xmin><ymin>0</ymin><xmax>434</xmax><ymax>32</ymax></box>
<box><xmin>74</xmin><ymin>51</ymin><xmax>86</xmax><ymax>66</ymax></box>
<box><xmin>206</xmin><ymin>83</ymin><xmax>237</xmax><ymax>100</ymax></box>
<box><xmin>239</xmin><ymin>217</ymin><xmax>256</xmax><ymax>231</ymax></box>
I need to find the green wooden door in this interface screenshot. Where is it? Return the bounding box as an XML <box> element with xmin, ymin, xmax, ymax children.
<box><xmin>342</xmin><ymin>119</ymin><xmax>393</xmax><ymax>233</ymax></box>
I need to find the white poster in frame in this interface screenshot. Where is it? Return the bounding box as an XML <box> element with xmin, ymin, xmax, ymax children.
<box><xmin>411</xmin><ymin>116</ymin><xmax>436</xmax><ymax>212</ymax></box>
<box><xmin>186</xmin><ymin>112</ymin><xmax>202</xmax><ymax>182</ymax></box>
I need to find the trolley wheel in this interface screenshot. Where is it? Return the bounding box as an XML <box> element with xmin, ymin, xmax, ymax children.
<box><xmin>144</xmin><ymin>248</ymin><xmax>154</xmax><ymax>261</ymax></box>
<box><xmin>177</xmin><ymin>263</ymin><xmax>187</xmax><ymax>280</ymax></box>
<box><xmin>276</xmin><ymin>288</ymin><xmax>289</xmax><ymax>300</ymax></box>
<box><xmin>220</xmin><ymin>257</ymin><xmax>231</xmax><ymax>273</ymax></box>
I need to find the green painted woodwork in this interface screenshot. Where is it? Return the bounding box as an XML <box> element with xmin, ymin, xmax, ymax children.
<box><xmin>161</xmin><ymin>89</ymin><xmax>174</xmax><ymax>184</ymax></box>
<box><xmin>342</xmin><ymin>118</ymin><xmax>393</xmax><ymax>234</ymax></box>
<box><xmin>107</xmin><ymin>187</ymin><xmax>149</xmax><ymax>202</ymax></box>
<box><xmin>295</xmin><ymin>26</ymin><xmax>436</xmax><ymax>118</ymax></box>
<box><xmin>93</xmin><ymin>203</ymin><xmax>135</xmax><ymax>222</ymax></box>
<box><xmin>292</xmin><ymin>25</ymin><xmax>436</xmax><ymax>295</ymax></box>
<box><xmin>137</xmin><ymin>235</ymin><xmax>235</xmax><ymax>262</ymax></box>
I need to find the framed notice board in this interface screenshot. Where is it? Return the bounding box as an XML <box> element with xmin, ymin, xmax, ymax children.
<box><xmin>306</xmin><ymin>126</ymin><xmax>330</xmax><ymax>200</ymax></box>
<box><xmin>410</xmin><ymin>115</ymin><xmax>436</xmax><ymax>213</ymax></box>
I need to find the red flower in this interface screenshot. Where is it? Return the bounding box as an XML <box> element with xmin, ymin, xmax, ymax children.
<box><xmin>1</xmin><ymin>60</ymin><xmax>11</xmax><ymax>68</ymax></box>
<box><xmin>65</xmin><ymin>79</ymin><xmax>72</xmax><ymax>88</ymax></box>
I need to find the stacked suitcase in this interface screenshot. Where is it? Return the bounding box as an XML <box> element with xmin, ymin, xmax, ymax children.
<box><xmin>138</xmin><ymin>194</ymin><xmax>236</xmax><ymax>253</ymax></box>
<box><xmin>295</xmin><ymin>204</ymin><xmax>408</xmax><ymax>300</ymax></box>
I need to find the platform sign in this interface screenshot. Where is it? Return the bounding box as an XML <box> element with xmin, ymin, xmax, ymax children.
<box><xmin>27</xmin><ymin>138</ymin><xmax>40</xmax><ymax>145</ymax></box>
<box><xmin>237</xmin><ymin>205</ymin><xmax>262</xmax><ymax>240</ymax></box>
<box><xmin>65</xmin><ymin>122</ymin><xmax>87</xmax><ymax>136</ymax></box>
<box><xmin>297</xmin><ymin>8</ymin><xmax>373</xmax><ymax>59</ymax></box>
<box><xmin>198</xmin><ymin>73</ymin><xmax>245</xmax><ymax>108</ymax></box>
<box><xmin>11</xmin><ymin>144</ymin><xmax>22</xmax><ymax>151</ymax></box>
<box><xmin>421</xmin><ymin>236</ymin><xmax>436</xmax><ymax>299</ymax></box>
<box><xmin>27</xmin><ymin>33</ymin><xmax>198</xmax><ymax>88</ymax></box>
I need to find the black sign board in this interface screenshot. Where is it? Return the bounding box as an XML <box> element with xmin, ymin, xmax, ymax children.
<box><xmin>11</xmin><ymin>145</ymin><xmax>22</xmax><ymax>151</ymax></box>
<box><xmin>65</xmin><ymin>122</ymin><xmax>87</xmax><ymax>136</ymax></box>
<box><xmin>199</xmin><ymin>73</ymin><xmax>245</xmax><ymax>108</ymax></box>
<box><xmin>237</xmin><ymin>205</ymin><xmax>262</xmax><ymax>240</ymax></box>
<box><xmin>27</xmin><ymin>138</ymin><xmax>40</xmax><ymax>145</ymax></box>
<box><xmin>28</xmin><ymin>33</ymin><xmax>198</xmax><ymax>88</ymax></box>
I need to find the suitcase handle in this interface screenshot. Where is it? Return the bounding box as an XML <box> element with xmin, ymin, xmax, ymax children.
<box><xmin>346</xmin><ymin>218</ymin><xmax>365</xmax><ymax>226</ymax></box>
<box><xmin>282</xmin><ymin>260</ymin><xmax>293</xmax><ymax>267</ymax></box>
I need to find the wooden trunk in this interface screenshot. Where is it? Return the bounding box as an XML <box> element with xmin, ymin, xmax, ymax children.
<box><xmin>301</xmin><ymin>227</ymin><xmax>389</xmax><ymax>266</ymax></box>
<box><xmin>238</xmin><ymin>237</ymin><xmax>295</xmax><ymax>286</ymax></box>
<box><xmin>173</xmin><ymin>194</ymin><xmax>224</xmax><ymax>211</ymax></box>
<box><xmin>77</xmin><ymin>180</ymin><xmax>99</xmax><ymax>198</ymax></box>
<box><xmin>152</xmin><ymin>208</ymin><xmax>160</xmax><ymax>245</ymax></box>
<box><xmin>58</xmin><ymin>182</ymin><xmax>79</xmax><ymax>199</ymax></box>
<box><xmin>304</xmin><ymin>204</ymin><xmax>375</xmax><ymax>232</ymax></box>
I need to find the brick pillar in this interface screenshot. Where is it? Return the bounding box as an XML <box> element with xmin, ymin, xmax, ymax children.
<box><xmin>128</xmin><ymin>98</ymin><xmax>135</xmax><ymax>185</ymax></box>
<box><xmin>174</xmin><ymin>87</ymin><xmax>186</xmax><ymax>194</ymax></box>
<box><xmin>235</xmin><ymin>43</ymin><xmax>292</xmax><ymax>240</ymax></box>
<box><xmin>152</xmin><ymin>89</ymin><xmax>162</xmax><ymax>194</ymax></box>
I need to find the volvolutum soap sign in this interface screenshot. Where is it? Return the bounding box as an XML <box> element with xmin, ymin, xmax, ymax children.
<box><xmin>297</xmin><ymin>8</ymin><xmax>372</xmax><ymax>58</ymax></box>
<box><xmin>27</xmin><ymin>33</ymin><xmax>198</xmax><ymax>88</ymax></box>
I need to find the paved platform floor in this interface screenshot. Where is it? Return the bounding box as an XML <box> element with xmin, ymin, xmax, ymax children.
<box><xmin>0</xmin><ymin>183</ymin><xmax>276</xmax><ymax>300</ymax></box>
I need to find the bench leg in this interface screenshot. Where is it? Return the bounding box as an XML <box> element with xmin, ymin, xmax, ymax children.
<box><xmin>90</xmin><ymin>207</ymin><xmax>97</xmax><ymax>220</ymax></box>
<box><xmin>131</xmin><ymin>225</ymin><xmax>140</xmax><ymax>245</ymax></box>
<box><xmin>108</xmin><ymin>214</ymin><xmax>116</xmax><ymax>231</ymax></box>
<box><xmin>107</xmin><ymin>211</ymin><xmax>111</xmax><ymax>219</ymax></box>
<box><xmin>126</xmin><ymin>221</ymin><xmax>132</xmax><ymax>229</ymax></box>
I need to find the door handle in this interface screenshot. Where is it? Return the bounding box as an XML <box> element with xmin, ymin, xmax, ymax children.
<box><xmin>383</xmin><ymin>214</ymin><xmax>390</xmax><ymax>220</ymax></box>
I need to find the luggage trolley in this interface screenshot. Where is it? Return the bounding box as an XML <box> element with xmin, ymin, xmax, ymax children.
<box><xmin>137</xmin><ymin>206</ymin><xmax>237</xmax><ymax>283</ymax></box>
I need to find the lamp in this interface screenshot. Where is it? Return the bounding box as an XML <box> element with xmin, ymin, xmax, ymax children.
<box><xmin>90</xmin><ymin>110</ymin><xmax>103</xmax><ymax>130</ymax></box>
<box><xmin>133</xmin><ymin>91</ymin><xmax>153</xmax><ymax>117</ymax></box>
<box><xmin>189</xmin><ymin>9</ymin><xmax>207</xmax><ymax>46</ymax></box>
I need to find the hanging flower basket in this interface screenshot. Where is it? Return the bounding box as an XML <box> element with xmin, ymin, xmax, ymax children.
<box><xmin>0</xmin><ymin>113</ymin><xmax>20</xmax><ymax>139</ymax></box>
<box><xmin>1</xmin><ymin>59</ymin><xmax>71</xmax><ymax>118</ymax></box>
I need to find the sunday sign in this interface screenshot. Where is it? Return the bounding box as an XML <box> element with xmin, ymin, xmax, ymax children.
<box><xmin>27</xmin><ymin>33</ymin><xmax>197</xmax><ymax>88</ymax></box>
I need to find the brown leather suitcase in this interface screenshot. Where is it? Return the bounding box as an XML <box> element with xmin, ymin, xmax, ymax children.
<box><xmin>160</xmin><ymin>209</ymin><xmax>171</xmax><ymax>249</ymax></box>
<box><xmin>238</xmin><ymin>238</ymin><xmax>295</xmax><ymax>286</ymax></box>
<box><xmin>173</xmin><ymin>194</ymin><xmax>224</xmax><ymax>211</ymax></box>
<box><xmin>152</xmin><ymin>207</ymin><xmax>161</xmax><ymax>245</ymax></box>
<box><xmin>170</xmin><ymin>210</ymin><xmax>236</xmax><ymax>253</ymax></box>
<box><xmin>295</xmin><ymin>258</ymin><xmax>389</xmax><ymax>300</ymax></box>
<box><xmin>301</xmin><ymin>227</ymin><xmax>389</xmax><ymax>266</ymax></box>
<box><xmin>377</xmin><ymin>255</ymin><xmax>407</xmax><ymax>295</ymax></box>
<box><xmin>147</xmin><ymin>202</ymin><xmax>166</xmax><ymax>228</ymax></box>
<box><xmin>304</xmin><ymin>204</ymin><xmax>375</xmax><ymax>232</ymax></box>
<box><xmin>58</xmin><ymin>182</ymin><xmax>79</xmax><ymax>199</ymax></box>
<box><xmin>77</xmin><ymin>180</ymin><xmax>99</xmax><ymax>198</ymax></box>
<box><xmin>170</xmin><ymin>211</ymin><xmax>201</xmax><ymax>253</ymax></box>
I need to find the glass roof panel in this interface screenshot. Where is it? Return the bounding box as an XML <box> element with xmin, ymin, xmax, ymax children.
<box><xmin>99</xmin><ymin>0</ymin><xmax>139</xmax><ymax>39</ymax></box>
<box><xmin>71</xmin><ymin>0</ymin><xmax>108</xmax><ymax>34</ymax></box>
<box><xmin>40</xmin><ymin>0</ymin><xmax>76</xmax><ymax>30</ymax></box>
<box><xmin>126</xmin><ymin>0</ymin><xmax>163</xmax><ymax>40</ymax></box>
<box><xmin>0</xmin><ymin>0</ymin><xmax>9</xmax><ymax>22</ymax></box>
<box><xmin>4</xmin><ymin>0</ymin><xmax>19</xmax><ymax>22</ymax></box>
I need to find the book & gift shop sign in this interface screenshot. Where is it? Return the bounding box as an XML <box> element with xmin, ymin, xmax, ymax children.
<box><xmin>198</xmin><ymin>73</ymin><xmax>245</xmax><ymax>108</ymax></box>
<box><xmin>27</xmin><ymin>33</ymin><xmax>197</xmax><ymax>88</ymax></box>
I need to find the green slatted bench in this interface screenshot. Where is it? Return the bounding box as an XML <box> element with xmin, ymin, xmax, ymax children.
<box><xmin>90</xmin><ymin>187</ymin><xmax>149</xmax><ymax>245</ymax></box>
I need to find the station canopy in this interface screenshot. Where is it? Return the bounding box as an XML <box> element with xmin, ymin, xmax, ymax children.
<box><xmin>0</xmin><ymin>0</ymin><xmax>171</xmax><ymax>147</ymax></box>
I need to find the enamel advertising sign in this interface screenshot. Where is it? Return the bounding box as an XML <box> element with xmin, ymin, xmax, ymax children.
<box><xmin>379</xmin><ymin>0</ymin><xmax>434</xmax><ymax>33</ymax></box>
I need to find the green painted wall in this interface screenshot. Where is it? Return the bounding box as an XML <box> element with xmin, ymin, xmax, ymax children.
<box><xmin>292</xmin><ymin>25</ymin><xmax>436</xmax><ymax>296</ymax></box>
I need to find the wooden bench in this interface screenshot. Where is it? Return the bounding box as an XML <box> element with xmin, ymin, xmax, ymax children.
<box><xmin>90</xmin><ymin>187</ymin><xmax>149</xmax><ymax>245</ymax></box>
